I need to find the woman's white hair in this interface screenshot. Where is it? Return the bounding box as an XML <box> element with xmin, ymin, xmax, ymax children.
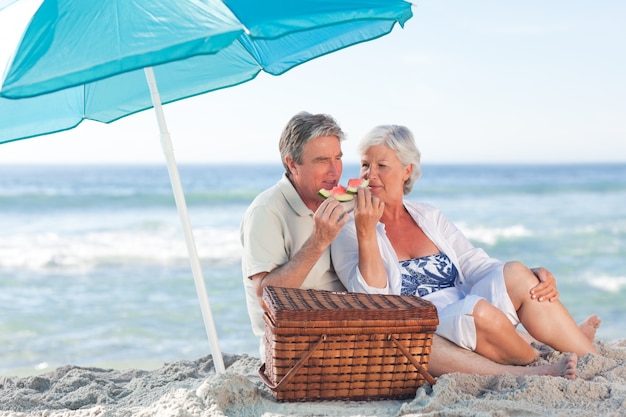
<box><xmin>358</xmin><ymin>125</ymin><xmax>422</xmax><ymax>195</ymax></box>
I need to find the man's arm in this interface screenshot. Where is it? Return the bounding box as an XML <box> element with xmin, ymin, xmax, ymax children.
<box><xmin>250</xmin><ymin>197</ymin><xmax>349</xmax><ymax>305</ymax></box>
<box><xmin>250</xmin><ymin>233</ymin><xmax>328</xmax><ymax>304</ymax></box>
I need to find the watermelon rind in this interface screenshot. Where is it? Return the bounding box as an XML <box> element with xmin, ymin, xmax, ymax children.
<box><xmin>318</xmin><ymin>188</ymin><xmax>332</xmax><ymax>198</ymax></box>
<box><xmin>335</xmin><ymin>193</ymin><xmax>354</xmax><ymax>202</ymax></box>
<box><xmin>346</xmin><ymin>178</ymin><xmax>369</xmax><ymax>194</ymax></box>
<box><xmin>318</xmin><ymin>186</ymin><xmax>354</xmax><ymax>201</ymax></box>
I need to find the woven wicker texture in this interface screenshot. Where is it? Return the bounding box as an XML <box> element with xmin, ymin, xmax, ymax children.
<box><xmin>259</xmin><ymin>287</ymin><xmax>439</xmax><ymax>401</ymax></box>
<box><xmin>263</xmin><ymin>286</ymin><xmax>438</xmax><ymax>324</ymax></box>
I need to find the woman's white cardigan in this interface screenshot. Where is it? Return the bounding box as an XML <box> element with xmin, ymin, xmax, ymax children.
<box><xmin>331</xmin><ymin>201</ymin><xmax>504</xmax><ymax>295</ymax></box>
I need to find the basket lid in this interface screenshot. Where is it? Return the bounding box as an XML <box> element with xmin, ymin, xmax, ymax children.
<box><xmin>262</xmin><ymin>286</ymin><xmax>437</xmax><ymax>322</ymax></box>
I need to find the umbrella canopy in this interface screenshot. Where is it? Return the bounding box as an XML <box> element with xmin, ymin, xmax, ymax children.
<box><xmin>1</xmin><ymin>0</ymin><xmax>412</xmax><ymax>132</ymax></box>
<box><xmin>0</xmin><ymin>0</ymin><xmax>413</xmax><ymax>373</ymax></box>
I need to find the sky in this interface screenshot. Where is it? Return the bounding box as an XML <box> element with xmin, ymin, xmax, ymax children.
<box><xmin>0</xmin><ymin>0</ymin><xmax>625</xmax><ymax>165</ymax></box>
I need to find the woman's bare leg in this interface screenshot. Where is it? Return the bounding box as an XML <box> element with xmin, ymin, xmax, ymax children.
<box><xmin>518</xmin><ymin>314</ymin><xmax>601</xmax><ymax>345</ymax></box>
<box><xmin>428</xmin><ymin>335</ymin><xmax>577</xmax><ymax>380</ymax></box>
<box><xmin>472</xmin><ymin>299</ymin><xmax>539</xmax><ymax>365</ymax></box>
<box><xmin>504</xmin><ymin>261</ymin><xmax>599</xmax><ymax>356</ymax></box>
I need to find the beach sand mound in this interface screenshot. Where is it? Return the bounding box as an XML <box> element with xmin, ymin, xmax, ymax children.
<box><xmin>1</xmin><ymin>340</ymin><xmax>625</xmax><ymax>417</ymax></box>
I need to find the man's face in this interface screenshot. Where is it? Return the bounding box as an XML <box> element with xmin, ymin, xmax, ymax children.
<box><xmin>288</xmin><ymin>135</ymin><xmax>343</xmax><ymax>210</ymax></box>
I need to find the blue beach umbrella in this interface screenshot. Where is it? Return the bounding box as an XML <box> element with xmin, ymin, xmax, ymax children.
<box><xmin>0</xmin><ymin>0</ymin><xmax>413</xmax><ymax>372</ymax></box>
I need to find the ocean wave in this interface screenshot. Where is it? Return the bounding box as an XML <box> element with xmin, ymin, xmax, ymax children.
<box><xmin>588</xmin><ymin>275</ymin><xmax>626</xmax><ymax>293</ymax></box>
<box><xmin>456</xmin><ymin>223</ymin><xmax>533</xmax><ymax>246</ymax></box>
<box><xmin>0</xmin><ymin>227</ymin><xmax>242</xmax><ymax>271</ymax></box>
<box><xmin>0</xmin><ymin>191</ymin><xmax>258</xmax><ymax>212</ymax></box>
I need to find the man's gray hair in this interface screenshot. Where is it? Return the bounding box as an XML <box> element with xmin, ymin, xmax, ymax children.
<box><xmin>279</xmin><ymin>111</ymin><xmax>345</xmax><ymax>174</ymax></box>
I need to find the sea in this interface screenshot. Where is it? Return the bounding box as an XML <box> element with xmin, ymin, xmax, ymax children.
<box><xmin>1</xmin><ymin>163</ymin><xmax>625</xmax><ymax>377</ymax></box>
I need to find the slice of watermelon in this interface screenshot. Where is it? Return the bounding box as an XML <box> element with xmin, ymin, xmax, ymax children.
<box><xmin>346</xmin><ymin>178</ymin><xmax>369</xmax><ymax>194</ymax></box>
<box><xmin>318</xmin><ymin>184</ymin><xmax>354</xmax><ymax>201</ymax></box>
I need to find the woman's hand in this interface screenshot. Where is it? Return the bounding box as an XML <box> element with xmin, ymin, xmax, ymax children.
<box><xmin>353</xmin><ymin>187</ymin><xmax>384</xmax><ymax>238</ymax></box>
<box><xmin>529</xmin><ymin>267</ymin><xmax>559</xmax><ymax>302</ymax></box>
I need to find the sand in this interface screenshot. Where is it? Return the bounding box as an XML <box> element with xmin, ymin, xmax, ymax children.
<box><xmin>1</xmin><ymin>339</ymin><xmax>626</xmax><ymax>417</ymax></box>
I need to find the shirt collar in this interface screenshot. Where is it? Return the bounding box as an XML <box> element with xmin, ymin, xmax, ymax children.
<box><xmin>278</xmin><ymin>173</ymin><xmax>314</xmax><ymax>217</ymax></box>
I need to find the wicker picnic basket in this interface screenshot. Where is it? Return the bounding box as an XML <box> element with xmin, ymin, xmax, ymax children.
<box><xmin>258</xmin><ymin>286</ymin><xmax>439</xmax><ymax>401</ymax></box>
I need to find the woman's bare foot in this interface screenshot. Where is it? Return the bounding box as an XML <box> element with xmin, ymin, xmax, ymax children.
<box><xmin>579</xmin><ymin>314</ymin><xmax>601</xmax><ymax>341</ymax></box>
<box><xmin>531</xmin><ymin>353</ymin><xmax>578</xmax><ymax>380</ymax></box>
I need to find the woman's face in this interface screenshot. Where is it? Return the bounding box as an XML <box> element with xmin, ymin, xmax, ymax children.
<box><xmin>360</xmin><ymin>144</ymin><xmax>410</xmax><ymax>204</ymax></box>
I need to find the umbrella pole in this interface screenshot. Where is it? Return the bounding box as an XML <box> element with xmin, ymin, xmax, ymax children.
<box><xmin>144</xmin><ymin>67</ymin><xmax>225</xmax><ymax>373</ymax></box>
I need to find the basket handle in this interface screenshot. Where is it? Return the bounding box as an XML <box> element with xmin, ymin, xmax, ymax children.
<box><xmin>388</xmin><ymin>334</ymin><xmax>436</xmax><ymax>386</ymax></box>
<box><xmin>259</xmin><ymin>334</ymin><xmax>326</xmax><ymax>391</ymax></box>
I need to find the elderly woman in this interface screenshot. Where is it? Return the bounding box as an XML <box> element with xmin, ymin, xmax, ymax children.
<box><xmin>331</xmin><ymin>125</ymin><xmax>599</xmax><ymax>366</ymax></box>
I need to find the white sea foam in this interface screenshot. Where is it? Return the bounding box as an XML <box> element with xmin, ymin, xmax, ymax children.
<box><xmin>0</xmin><ymin>227</ymin><xmax>242</xmax><ymax>270</ymax></box>
<box><xmin>456</xmin><ymin>223</ymin><xmax>532</xmax><ymax>246</ymax></box>
<box><xmin>588</xmin><ymin>275</ymin><xmax>626</xmax><ymax>293</ymax></box>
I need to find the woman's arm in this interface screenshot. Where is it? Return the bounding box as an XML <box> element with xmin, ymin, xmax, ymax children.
<box><xmin>352</xmin><ymin>188</ymin><xmax>387</xmax><ymax>288</ymax></box>
<box><xmin>332</xmin><ymin>217</ymin><xmax>384</xmax><ymax>293</ymax></box>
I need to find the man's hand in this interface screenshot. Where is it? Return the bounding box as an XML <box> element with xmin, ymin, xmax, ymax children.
<box><xmin>311</xmin><ymin>196</ymin><xmax>350</xmax><ymax>248</ymax></box>
<box><xmin>529</xmin><ymin>267</ymin><xmax>559</xmax><ymax>302</ymax></box>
